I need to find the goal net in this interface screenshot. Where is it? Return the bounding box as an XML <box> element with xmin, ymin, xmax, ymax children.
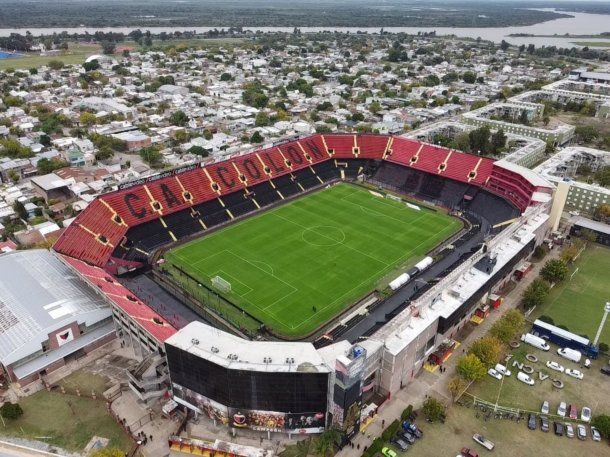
<box><xmin>211</xmin><ymin>275</ymin><xmax>231</xmax><ymax>293</ymax></box>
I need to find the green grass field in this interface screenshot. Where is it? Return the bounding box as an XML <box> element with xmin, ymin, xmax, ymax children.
<box><xmin>534</xmin><ymin>244</ymin><xmax>610</xmax><ymax>346</ymax></box>
<box><xmin>166</xmin><ymin>184</ymin><xmax>461</xmax><ymax>338</ymax></box>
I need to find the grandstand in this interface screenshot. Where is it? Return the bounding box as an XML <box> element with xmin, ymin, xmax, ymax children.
<box><xmin>48</xmin><ymin>133</ymin><xmax>555</xmax><ymax>436</ymax></box>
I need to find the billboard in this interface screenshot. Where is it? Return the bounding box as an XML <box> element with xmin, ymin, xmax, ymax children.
<box><xmin>172</xmin><ymin>382</ymin><xmax>325</xmax><ymax>434</ymax></box>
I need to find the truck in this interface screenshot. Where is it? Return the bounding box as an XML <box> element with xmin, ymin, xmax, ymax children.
<box><xmin>521</xmin><ymin>333</ymin><xmax>550</xmax><ymax>351</ymax></box>
<box><xmin>532</xmin><ymin>319</ymin><xmax>598</xmax><ymax>358</ymax></box>
<box><xmin>557</xmin><ymin>347</ymin><xmax>582</xmax><ymax>363</ymax></box>
<box><xmin>472</xmin><ymin>434</ymin><xmax>495</xmax><ymax>451</ymax></box>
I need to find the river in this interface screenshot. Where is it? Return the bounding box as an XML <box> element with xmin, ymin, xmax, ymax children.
<box><xmin>0</xmin><ymin>9</ymin><xmax>609</xmax><ymax>48</ymax></box>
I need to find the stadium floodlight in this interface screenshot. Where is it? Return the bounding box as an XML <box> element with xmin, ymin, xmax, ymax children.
<box><xmin>212</xmin><ymin>275</ymin><xmax>232</xmax><ymax>293</ymax></box>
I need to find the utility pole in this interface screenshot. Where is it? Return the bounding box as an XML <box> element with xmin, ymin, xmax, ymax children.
<box><xmin>593</xmin><ymin>302</ymin><xmax>610</xmax><ymax>347</ymax></box>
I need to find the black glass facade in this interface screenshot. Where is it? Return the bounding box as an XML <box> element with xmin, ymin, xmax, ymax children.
<box><xmin>166</xmin><ymin>344</ymin><xmax>329</xmax><ymax>414</ymax></box>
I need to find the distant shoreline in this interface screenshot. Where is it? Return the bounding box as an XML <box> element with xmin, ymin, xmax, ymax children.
<box><xmin>508</xmin><ymin>33</ymin><xmax>610</xmax><ymax>39</ymax></box>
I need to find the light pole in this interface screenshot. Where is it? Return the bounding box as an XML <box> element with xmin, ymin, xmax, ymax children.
<box><xmin>593</xmin><ymin>302</ymin><xmax>610</xmax><ymax>347</ymax></box>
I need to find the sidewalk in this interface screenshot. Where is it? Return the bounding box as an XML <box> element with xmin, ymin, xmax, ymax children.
<box><xmin>336</xmin><ymin>249</ymin><xmax>560</xmax><ymax>457</ymax></box>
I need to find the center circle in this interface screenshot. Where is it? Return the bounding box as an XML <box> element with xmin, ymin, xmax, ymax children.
<box><xmin>302</xmin><ymin>226</ymin><xmax>346</xmax><ymax>247</ymax></box>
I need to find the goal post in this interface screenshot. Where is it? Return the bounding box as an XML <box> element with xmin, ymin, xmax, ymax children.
<box><xmin>211</xmin><ymin>275</ymin><xmax>232</xmax><ymax>293</ymax></box>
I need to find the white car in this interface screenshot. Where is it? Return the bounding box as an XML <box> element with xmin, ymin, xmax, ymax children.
<box><xmin>546</xmin><ymin>361</ymin><xmax>565</xmax><ymax>373</ymax></box>
<box><xmin>541</xmin><ymin>400</ymin><xmax>550</xmax><ymax>415</ymax></box>
<box><xmin>565</xmin><ymin>423</ymin><xmax>575</xmax><ymax>438</ymax></box>
<box><xmin>581</xmin><ymin>407</ymin><xmax>592</xmax><ymax>422</ymax></box>
<box><xmin>488</xmin><ymin>368</ymin><xmax>503</xmax><ymax>380</ymax></box>
<box><xmin>565</xmin><ymin>368</ymin><xmax>584</xmax><ymax>380</ymax></box>
<box><xmin>494</xmin><ymin>363</ymin><xmax>511</xmax><ymax>377</ymax></box>
<box><xmin>591</xmin><ymin>426</ymin><xmax>601</xmax><ymax>442</ymax></box>
<box><xmin>557</xmin><ymin>401</ymin><xmax>567</xmax><ymax>417</ymax></box>
<box><xmin>517</xmin><ymin>371</ymin><xmax>535</xmax><ymax>386</ymax></box>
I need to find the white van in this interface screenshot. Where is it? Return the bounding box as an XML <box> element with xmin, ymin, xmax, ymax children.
<box><xmin>521</xmin><ymin>333</ymin><xmax>551</xmax><ymax>351</ymax></box>
<box><xmin>494</xmin><ymin>363</ymin><xmax>512</xmax><ymax>377</ymax></box>
<box><xmin>517</xmin><ymin>371</ymin><xmax>535</xmax><ymax>385</ymax></box>
<box><xmin>557</xmin><ymin>347</ymin><xmax>582</xmax><ymax>363</ymax></box>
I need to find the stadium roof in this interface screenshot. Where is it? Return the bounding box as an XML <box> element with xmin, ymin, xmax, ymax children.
<box><xmin>495</xmin><ymin>159</ymin><xmax>554</xmax><ymax>189</ymax></box>
<box><xmin>166</xmin><ymin>321</ymin><xmax>331</xmax><ymax>374</ymax></box>
<box><xmin>0</xmin><ymin>250</ymin><xmax>111</xmax><ymax>367</ymax></box>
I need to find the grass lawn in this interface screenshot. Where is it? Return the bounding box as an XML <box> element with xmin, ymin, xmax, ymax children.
<box><xmin>0</xmin><ymin>391</ymin><xmax>132</xmax><ymax>452</ymax></box>
<box><xmin>571</xmin><ymin>41</ymin><xmax>610</xmax><ymax>47</ymax></box>
<box><xmin>0</xmin><ymin>43</ymin><xmax>101</xmax><ymax>70</ymax></box>
<box><xmin>165</xmin><ymin>184</ymin><xmax>461</xmax><ymax>338</ymax></box>
<box><xmin>533</xmin><ymin>245</ymin><xmax>610</xmax><ymax>346</ymax></box>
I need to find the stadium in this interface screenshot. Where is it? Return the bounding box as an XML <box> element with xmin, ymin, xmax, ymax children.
<box><xmin>44</xmin><ymin>133</ymin><xmax>553</xmax><ymax>437</ymax></box>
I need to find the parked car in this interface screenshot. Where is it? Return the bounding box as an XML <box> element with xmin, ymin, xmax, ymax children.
<box><xmin>400</xmin><ymin>431</ymin><xmax>416</xmax><ymax>444</ymax></box>
<box><xmin>494</xmin><ymin>363</ymin><xmax>511</xmax><ymax>377</ymax></box>
<box><xmin>402</xmin><ymin>421</ymin><xmax>423</xmax><ymax>438</ymax></box>
<box><xmin>568</xmin><ymin>405</ymin><xmax>578</xmax><ymax>420</ymax></box>
<box><xmin>541</xmin><ymin>400</ymin><xmax>550</xmax><ymax>415</ymax></box>
<box><xmin>565</xmin><ymin>423</ymin><xmax>575</xmax><ymax>438</ymax></box>
<box><xmin>518</xmin><ymin>371</ymin><xmax>535</xmax><ymax>386</ymax></box>
<box><xmin>581</xmin><ymin>407</ymin><xmax>592</xmax><ymax>422</ymax></box>
<box><xmin>591</xmin><ymin>426</ymin><xmax>601</xmax><ymax>442</ymax></box>
<box><xmin>391</xmin><ymin>438</ymin><xmax>409</xmax><ymax>451</ymax></box>
<box><xmin>528</xmin><ymin>413</ymin><xmax>537</xmax><ymax>430</ymax></box>
<box><xmin>487</xmin><ymin>368</ymin><xmax>503</xmax><ymax>380</ymax></box>
<box><xmin>565</xmin><ymin>368</ymin><xmax>584</xmax><ymax>380</ymax></box>
<box><xmin>600</xmin><ymin>366</ymin><xmax>610</xmax><ymax>376</ymax></box>
<box><xmin>472</xmin><ymin>434</ymin><xmax>494</xmax><ymax>451</ymax></box>
<box><xmin>461</xmin><ymin>448</ymin><xmax>479</xmax><ymax>457</ymax></box>
<box><xmin>546</xmin><ymin>361</ymin><xmax>565</xmax><ymax>372</ymax></box>
<box><xmin>540</xmin><ymin>415</ymin><xmax>550</xmax><ymax>432</ymax></box>
<box><xmin>553</xmin><ymin>421</ymin><xmax>564</xmax><ymax>436</ymax></box>
<box><xmin>382</xmin><ymin>447</ymin><xmax>397</xmax><ymax>457</ymax></box>
<box><xmin>577</xmin><ymin>424</ymin><xmax>587</xmax><ymax>441</ymax></box>
<box><xmin>557</xmin><ymin>401</ymin><xmax>567</xmax><ymax>417</ymax></box>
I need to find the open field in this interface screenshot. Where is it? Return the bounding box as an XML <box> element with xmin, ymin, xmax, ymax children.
<box><xmin>166</xmin><ymin>184</ymin><xmax>461</xmax><ymax>338</ymax></box>
<box><xmin>0</xmin><ymin>390</ymin><xmax>132</xmax><ymax>452</ymax></box>
<box><xmin>0</xmin><ymin>43</ymin><xmax>101</xmax><ymax>70</ymax></box>
<box><xmin>533</xmin><ymin>245</ymin><xmax>610</xmax><ymax>347</ymax></box>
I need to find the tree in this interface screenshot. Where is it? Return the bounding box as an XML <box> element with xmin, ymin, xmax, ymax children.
<box><xmin>169</xmin><ymin>110</ymin><xmax>189</xmax><ymax>127</ymax></box>
<box><xmin>468</xmin><ymin>336</ymin><xmax>503</xmax><ymax>368</ymax></box>
<box><xmin>188</xmin><ymin>145</ymin><xmax>208</xmax><ymax>157</ymax></box>
<box><xmin>313</xmin><ymin>427</ymin><xmax>341</xmax><ymax>457</ymax></box>
<box><xmin>490</xmin><ymin>310</ymin><xmax>524</xmax><ymax>344</ymax></box>
<box><xmin>83</xmin><ymin>60</ymin><xmax>100</xmax><ymax>72</ymax></box>
<box><xmin>540</xmin><ymin>259</ymin><xmax>568</xmax><ymax>283</ymax></box>
<box><xmin>1</xmin><ymin>138</ymin><xmax>33</xmax><ymax>158</ymax></box>
<box><xmin>0</xmin><ymin>402</ymin><xmax>23</xmax><ymax>420</ymax></box>
<box><xmin>456</xmin><ymin>354</ymin><xmax>486</xmax><ymax>382</ymax></box>
<box><xmin>369</xmin><ymin>101</ymin><xmax>382</xmax><ymax>114</ymax></box>
<box><xmin>468</xmin><ymin>125</ymin><xmax>491</xmax><ymax>155</ymax></box>
<box><xmin>47</xmin><ymin>60</ymin><xmax>64</xmax><ymax>70</ymax></box>
<box><xmin>500</xmin><ymin>40</ymin><xmax>510</xmax><ymax>51</ymax></box>
<box><xmin>203</xmin><ymin>129</ymin><xmax>213</xmax><ymax>141</ymax></box>
<box><xmin>250</xmin><ymin>131</ymin><xmax>264</xmax><ymax>144</ymax></box>
<box><xmin>37</xmin><ymin>157</ymin><xmax>68</xmax><ymax>174</ymax></box>
<box><xmin>79</xmin><ymin>112</ymin><xmax>97</xmax><ymax>127</ymax></box>
<box><xmin>591</xmin><ymin>415</ymin><xmax>610</xmax><ymax>439</ymax></box>
<box><xmin>594</xmin><ymin>204</ymin><xmax>610</xmax><ymax>223</ymax></box>
<box><xmin>544</xmin><ymin>139</ymin><xmax>556</xmax><ymax>155</ymax></box>
<box><xmin>140</xmin><ymin>146</ymin><xmax>163</xmax><ymax>167</ymax></box>
<box><xmin>462</xmin><ymin>71</ymin><xmax>476</xmax><ymax>84</ymax></box>
<box><xmin>101</xmin><ymin>41</ymin><xmax>116</xmax><ymax>55</ymax></box>
<box><xmin>255</xmin><ymin>111</ymin><xmax>269</xmax><ymax>127</ymax></box>
<box><xmin>490</xmin><ymin>129</ymin><xmax>506</xmax><ymax>153</ymax></box>
<box><xmin>90</xmin><ymin>448</ymin><xmax>125</xmax><ymax>457</ymax></box>
<box><xmin>220</xmin><ymin>72</ymin><xmax>232</xmax><ymax>81</ymax></box>
<box><xmin>580</xmin><ymin>228</ymin><xmax>598</xmax><ymax>244</ymax></box>
<box><xmin>422</xmin><ymin>397</ymin><xmax>445</xmax><ymax>422</ymax></box>
<box><xmin>522</xmin><ymin>278</ymin><xmax>550</xmax><ymax>310</ymax></box>
<box><xmin>448</xmin><ymin>377</ymin><xmax>467</xmax><ymax>401</ymax></box>
<box><xmin>575</xmin><ymin>125</ymin><xmax>599</xmax><ymax>143</ymax></box>
<box><xmin>594</xmin><ymin>166</ymin><xmax>610</xmax><ymax>187</ymax></box>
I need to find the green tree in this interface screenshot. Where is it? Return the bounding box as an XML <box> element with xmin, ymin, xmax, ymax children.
<box><xmin>255</xmin><ymin>111</ymin><xmax>269</xmax><ymax>127</ymax></box>
<box><xmin>490</xmin><ymin>310</ymin><xmax>524</xmax><ymax>344</ymax></box>
<box><xmin>0</xmin><ymin>138</ymin><xmax>33</xmax><ymax>158</ymax></box>
<box><xmin>540</xmin><ymin>259</ymin><xmax>569</xmax><ymax>283</ymax></box>
<box><xmin>522</xmin><ymin>278</ymin><xmax>550</xmax><ymax>310</ymax></box>
<box><xmin>250</xmin><ymin>131</ymin><xmax>264</xmax><ymax>143</ymax></box>
<box><xmin>448</xmin><ymin>376</ymin><xmax>467</xmax><ymax>401</ymax></box>
<box><xmin>313</xmin><ymin>427</ymin><xmax>341</xmax><ymax>457</ymax></box>
<box><xmin>468</xmin><ymin>125</ymin><xmax>491</xmax><ymax>155</ymax></box>
<box><xmin>220</xmin><ymin>72</ymin><xmax>232</xmax><ymax>81</ymax></box>
<box><xmin>140</xmin><ymin>146</ymin><xmax>163</xmax><ymax>167</ymax></box>
<box><xmin>575</xmin><ymin>125</ymin><xmax>599</xmax><ymax>143</ymax></box>
<box><xmin>462</xmin><ymin>71</ymin><xmax>476</xmax><ymax>84</ymax></box>
<box><xmin>47</xmin><ymin>60</ymin><xmax>64</xmax><ymax>70</ymax></box>
<box><xmin>0</xmin><ymin>402</ymin><xmax>23</xmax><ymax>420</ymax></box>
<box><xmin>422</xmin><ymin>397</ymin><xmax>445</xmax><ymax>422</ymax></box>
<box><xmin>188</xmin><ymin>145</ymin><xmax>208</xmax><ymax>157</ymax></box>
<box><xmin>490</xmin><ymin>129</ymin><xmax>507</xmax><ymax>153</ymax></box>
<box><xmin>369</xmin><ymin>101</ymin><xmax>382</xmax><ymax>114</ymax></box>
<box><xmin>468</xmin><ymin>336</ymin><xmax>503</xmax><ymax>368</ymax></box>
<box><xmin>101</xmin><ymin>41</ymin><xmax>116</xmax><ymax>55</ymax></box>
<box><xmin>203</xmin><ymin>129</ymin><xmax>213</xmax><ymax>140</ymax></box>
<box><xmin>591</xmin><ymin>415</ymin><xmax>610</xmax><ymax>439</ymax></box>
<box><xmin>594</xmin><ymin>166</ymin><xmax>610</xmax><ymax>187</ymax></box>
<box><xmin>169</xmin><ymin>110</ymin><xmax>189</xmax><ymax>127</ymax></box>
<box><xmin>90</xmin><ymin>448</ymin><xmax>125</xmax><ymax>457</ymax></box>
<box><xmin>456</xmin><ymin>354</ymin><xmax>486</xmax><ymax>382</ymax></box>
<box><xmin>37</xmin><ymin>157</ymin><xmax>68</xmax><ymax>174</ymax></box>
<box><xmin>545</xmin><ymin>139</ymin><xmax>556</xmax><ymax>155</ymax></box>
<box><xmin>79</xmin><ymin>112</ymin><xmax>97</xmax><ymax>127</ymax></box>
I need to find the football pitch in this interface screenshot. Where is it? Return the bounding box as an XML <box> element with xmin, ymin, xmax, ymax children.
<box><xmin>165</xmin><ymin>184</ymin><xmax>462</xmax><ymax>338</ymax></box>
<box><xmin>537</xmin><ymin>244</ymin><xmax>610</xmax><ymax>346</ymax></box>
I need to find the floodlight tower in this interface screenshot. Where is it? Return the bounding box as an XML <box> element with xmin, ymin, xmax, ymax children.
<box><xmin>593</xmin><ymin>302</ymin><xmax>610</xmax><ymax>347</ymax></box>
